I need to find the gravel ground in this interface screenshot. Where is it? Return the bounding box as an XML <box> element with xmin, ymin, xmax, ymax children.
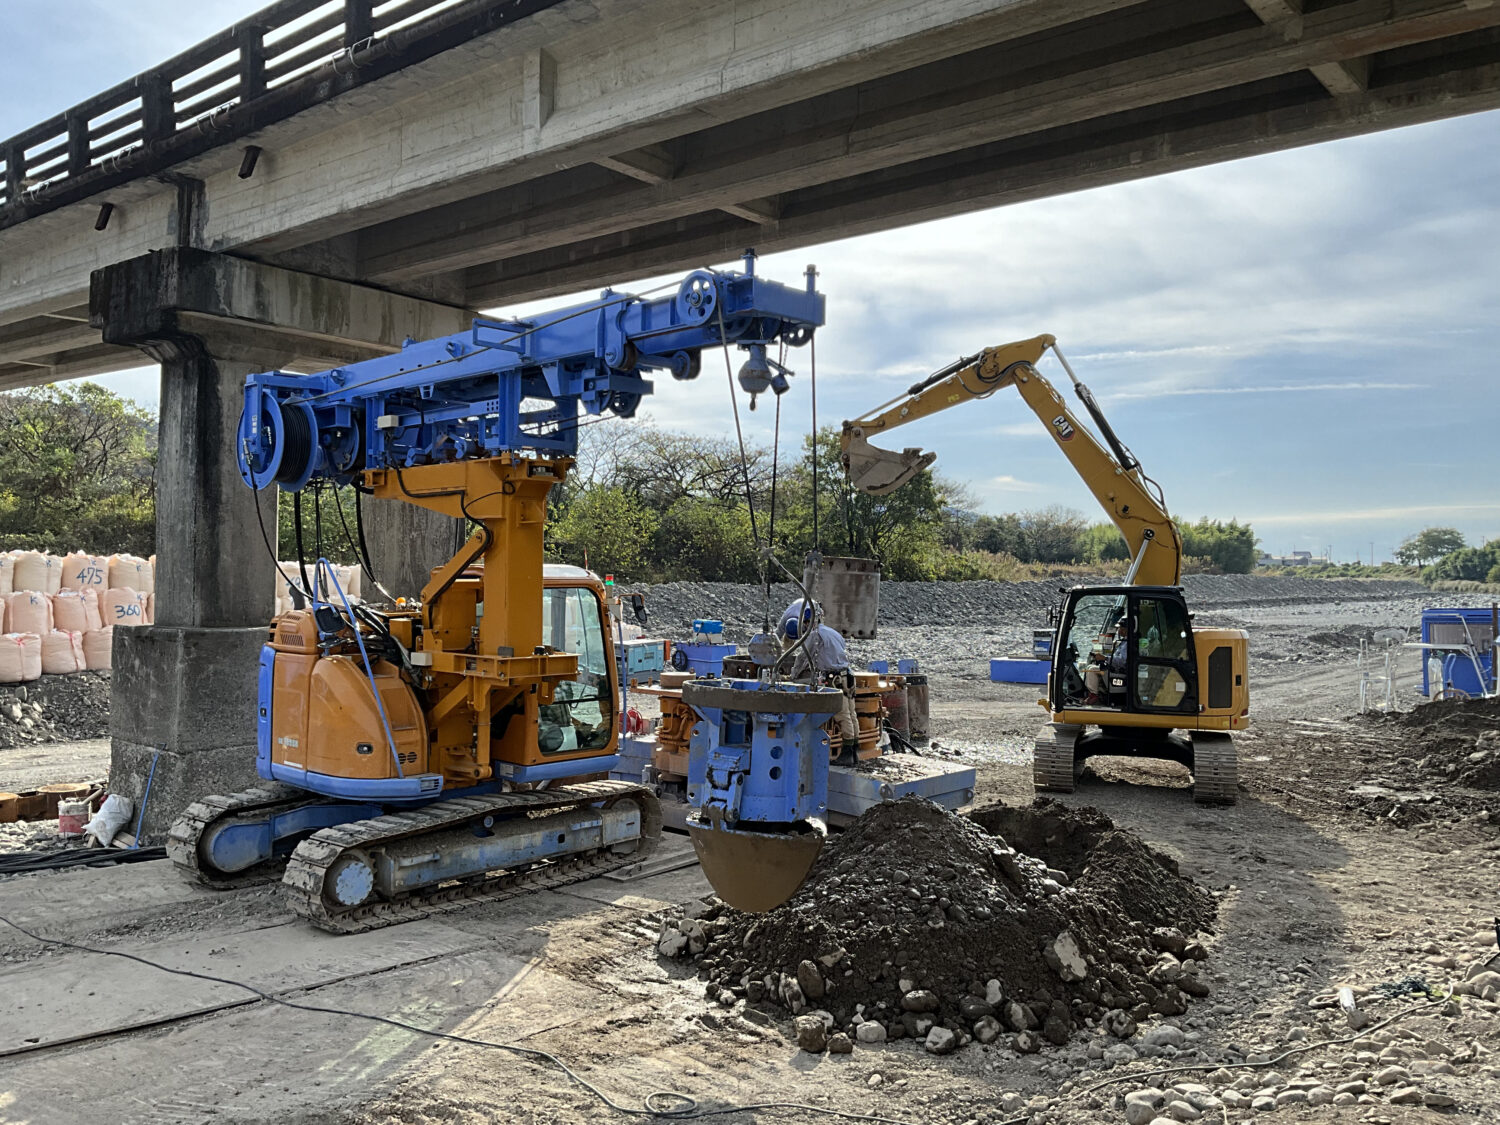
<box><xmin>3</xmin><ymin>579</ymin><xmax>1499</xmax><ymax>1125</ymax></box>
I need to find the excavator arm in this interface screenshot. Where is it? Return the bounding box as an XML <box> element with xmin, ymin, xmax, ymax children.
<box><xmin>840</xmin><ymin>334</ymin><xmax>1183</xmax><ymax>586</ymax></box>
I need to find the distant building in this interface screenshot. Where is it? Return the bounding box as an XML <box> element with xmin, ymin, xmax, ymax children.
<box><xmin>1258</xmin><ymin>551</ymin><xmax>1332</xmax><ymax>567</ymax></box>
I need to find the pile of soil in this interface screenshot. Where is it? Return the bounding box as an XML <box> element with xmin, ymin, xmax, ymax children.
<box><xmin>0</xmin><ymin>672</ymin><xmax>111</xmax><ymax>750</ymax></box>
<box><xmin>1390</xmin><ymin>694</ymin><xmax>1500</xmax><ymax>790</ymax></box>
<box><xmin>659</xmin><ymin>797</ymin><xmax>1216</xmax><ymax>1053</ymax></box>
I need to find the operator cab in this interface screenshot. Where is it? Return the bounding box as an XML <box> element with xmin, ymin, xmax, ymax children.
<box><xmin>1052</xmin><ymin>586</ymin><xmax>1198</xmax><ymax>716</ymax></box>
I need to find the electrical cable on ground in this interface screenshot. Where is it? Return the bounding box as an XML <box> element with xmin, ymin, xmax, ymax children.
<box><xmin>0</xmin><ymin>847</ymin><xmax>166</xmax><ymax>875</ymax></box>
<box><xmin>0</xmin><ymin>913</ymin><xmax>921</xmax><ymax>1124</ymax></box>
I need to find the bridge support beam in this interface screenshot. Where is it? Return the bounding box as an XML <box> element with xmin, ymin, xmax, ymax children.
<box><xmin>89</xmin><ymin>249</ymin><xmax>472</xmax><ymax>840</ymax></box>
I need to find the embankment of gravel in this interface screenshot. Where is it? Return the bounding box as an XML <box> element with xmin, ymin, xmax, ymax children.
<box><xmin>637</xmin><ymin>576</ymin><xmax>1427</xmax><ymax>637</ymax></box>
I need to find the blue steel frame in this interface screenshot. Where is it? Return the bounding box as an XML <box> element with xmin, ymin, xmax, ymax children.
<box><xmin>237</xmin><ymin>255</ymin><xmax>825</xmax><ymax>491</ymax></box>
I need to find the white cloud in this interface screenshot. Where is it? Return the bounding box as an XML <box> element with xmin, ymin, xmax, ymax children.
<box><xmin>1106</xmin><ymin>381</ymin><xmax>1427</xmax><ymax>402</ymax></box>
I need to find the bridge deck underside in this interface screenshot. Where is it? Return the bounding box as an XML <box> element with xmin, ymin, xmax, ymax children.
<box><xmin>1</xmin><ymin>0</ymin><xmax>1497</xmax><ymax>387</ymax></box>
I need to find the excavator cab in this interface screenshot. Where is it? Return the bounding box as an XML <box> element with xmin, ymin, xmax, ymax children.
<box><xmin>1052</xmin><ymin>586</ymin><xmax>1199</xmax><ymax>716</ymax></box>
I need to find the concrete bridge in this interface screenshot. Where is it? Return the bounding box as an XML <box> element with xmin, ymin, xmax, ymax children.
<box><xmin>1</xmin><ymin>0</ymin><xmax>1496</xmax><ymax>832</ymax></box>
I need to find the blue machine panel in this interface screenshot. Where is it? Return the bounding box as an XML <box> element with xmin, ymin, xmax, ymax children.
<box><xmin>256</xmin><ymin>645</ymin><xmax>276</xmax><ymax>781</ymax></box>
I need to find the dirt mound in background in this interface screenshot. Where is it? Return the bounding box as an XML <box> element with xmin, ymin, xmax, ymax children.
<box><xmin>0</xmin><ymin>672</ymin><xmax>111</xmax><ymax>750</ymax></box>
<box><xmin>1363</xmin><ymin>695</ymin><xmax>1500</xmax><ymax>791</ymax></box>
<box><xmin>658</xmin><ymin>797</ymin><xmax>1217</xmax><ymax>1053</ymax></box>
<box><xmin>637</xmin><ymin>575</ymin><xmax>1424</xmax><ymax>639</ymax></box>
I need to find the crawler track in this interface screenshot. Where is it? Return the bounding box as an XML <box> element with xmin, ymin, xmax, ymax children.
<box><xmin>1190</xmin><ymin>732</ymin><xmax>1238</xmax><ymax>804</ymax></box>
<box><xmin>1032</xmin><ymin>724</ymin><xmax>1080</xmax><ymax>794</ymax></box>
<box><xmin>166</xmin><ymin>786</ymin><xmax>309</xmax><ymax>889</ymax></box>
<box><xmin>281</xmin><ymin>781</ymin><xmax>662</xmax><ymax>934</ymax></box>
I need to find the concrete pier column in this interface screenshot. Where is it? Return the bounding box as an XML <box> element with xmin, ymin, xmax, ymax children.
<box><xmin>90</xmin><ymin>248</ymin><xmax>472</xmax><ymax>840</ymax></box>
<box><xmin>106</xmin><ymin>343</ymin><xmax>281</xmax><ymax>841</ymax></box>
<box><xmin>359</xmin><ymin>498</ymin><xmax>468</xmax><ymax>602</ymax></box>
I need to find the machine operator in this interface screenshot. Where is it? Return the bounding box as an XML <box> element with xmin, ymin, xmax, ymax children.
<box><xmin>778</xmin><ymin>599</ymin><xmax>860</xmax><ymax>763</ymax></box>
<box><xmin>1083</xmin><ymin>619</ymin><xmax>1130</xmax><ymax>705</ymax></box>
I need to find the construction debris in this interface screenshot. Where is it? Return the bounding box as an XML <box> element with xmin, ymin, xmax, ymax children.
<box><xmin>656</xmin><ymin>796</ymin><xmax>1216</xmax><ymax>1053</ymax></box>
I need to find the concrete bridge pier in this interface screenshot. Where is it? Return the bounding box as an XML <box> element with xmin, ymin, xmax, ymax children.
<box><xmin>90</xmin><ymin>249</ymin><xmax>470</xmax><ymax>840</ymax></box>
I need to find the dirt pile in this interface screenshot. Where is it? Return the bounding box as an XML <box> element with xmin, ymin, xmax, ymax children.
<box><xmin>0</xmin><ymin>672</ymin><xmax>111</xmax><ymax>750</ymax></box>
<box><xmin>1391</xmin><ymin>694</ymin><xmax>1500</xmax><ymax>790</ymax></box>
<box><xmin>658</xmin><ymin>797</ymin><xmax>1217</xmax><ymax>1055</ymax></box>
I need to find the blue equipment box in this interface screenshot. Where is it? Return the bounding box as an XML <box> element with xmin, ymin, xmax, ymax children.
<box><xmin>990</xmin><ymin>657</ymin><xmax>1050</xmax><ymax>685</ymax></box>
<box><xmin>617</xmin><ymin>638</ymin><xmax>668</xmax><ymax>685</ymax></box>
<box><xmin>1420</xmin><ymin>608</ymin><xmax>1496</xmax><ymax>697</ymax></box>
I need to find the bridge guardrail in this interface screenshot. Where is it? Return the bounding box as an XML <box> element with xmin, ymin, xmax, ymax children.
<box><xmin>0</xmin><ymin>0</ymin><xmax>565</xmax><ymax>231</ymax></box>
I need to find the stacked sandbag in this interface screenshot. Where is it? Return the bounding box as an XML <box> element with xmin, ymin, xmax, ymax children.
<box><xmin>0</xmin><ymin>633</ymin><xmax>42</xmax><ymax>683</ymax></box>
<box><xmin>61</xmin><ymin>551</ymin><xmax>110</xmax><ymax>591</ymax></box>
<box><xmin>12</xmin><ymin>551</ymin><xmax>60</xmax><ymax>594</ymax></box>
<box><xmin>40</xmin><ymin>630</ymin><xmax>84</xmax><ymax>675</ymax></box>
<box><xmin>108</xmin><ymin>553</ymin><xmax>154</xmax><ymax>595</ymax></box>
<box><xmin>6</xmin><ymin>590</ymin><xmax>52</xmax><ymax>634</ymax></box>
<box><xmin>82</xmin><ymin>627</ymin><xmax>113</xmax><ymax>671</ymax></box>
<box><xmin>100</xmin><ymin>587</ymin><xmax>145</xmax><ymax>627</ymax></box>
<box><xmin>51</xmin><ymin>589</ymin><xmax>93</xmax><ymax>633</ymax></box>
<box><xmin>0</xmin><ymin>553</ymin><xmax>13</xmax><ymax>597</ymax></box>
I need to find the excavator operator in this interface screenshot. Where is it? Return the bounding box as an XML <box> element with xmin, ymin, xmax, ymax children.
<box><xmin>1083</xmin><ymin>619</ymin><xmax>1130</xmax><ymax>705</ymax></box>
<box><xmin>779</xmin><ymin>599</ymin><xmax>860</xmax><ymax>764</ymax></box>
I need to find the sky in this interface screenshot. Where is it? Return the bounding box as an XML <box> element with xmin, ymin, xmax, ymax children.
<box><xmin>3</xmin><ymin>3</ymin><xmax>1498</xmax><ymax>563</ymax></box>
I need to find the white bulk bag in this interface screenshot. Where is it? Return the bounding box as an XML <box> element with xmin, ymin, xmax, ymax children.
<box><xmin>101</xmin><ymin>587</ymin><xmax>145</xmax><ymax>627</ymax></box>
<box><xmin>0</xmin><ymin>554</ymin><xmax>13</xmax><ymax>597</ymax></box>
<box><xmin>51</xmin><ymin>590</ymin><xmax>90</xmax><ymax>632</ymax></box>
<box><xmin>82</xmin><ymin>627</ymin><xmax>114</xmax><ymax>671</ymax></box>
<box><xmin>12</xmin><ymin>551</ymin><xmax>49</xmax><ymax>592</ymax></box>
<box><xmin>61</xmin><ymin>552</ymin><xmax>110</xmax><ymax>590</ymax></box>
<box><xmin>0</xmin><ymin>633</ymin><xmax>42</xmax><ymax>682</ymax></box>
<box><xmin>6</xmin><ymin>591</ymin><xmax>51</xmax><ymax>635</ymax></box>
<box><xmin>41</xmin><ymin>630</ymin><xmax>83</xmax><ymax>675</ymax></box>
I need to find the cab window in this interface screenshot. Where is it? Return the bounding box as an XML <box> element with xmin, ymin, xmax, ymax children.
<box><xmin>539</xmin><ymin>586</ymin><xmax>614</xmax><ymax>753</ymax></box>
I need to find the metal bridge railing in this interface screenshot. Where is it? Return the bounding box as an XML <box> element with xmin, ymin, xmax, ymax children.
<box><xmin>0</xmin><ymin>0</ymin><xmax>562</xmax><ymax>231</ymax></box>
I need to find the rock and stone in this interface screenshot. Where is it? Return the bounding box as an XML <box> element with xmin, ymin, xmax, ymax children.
<box><xmin>924</xmin><ymin>1026</ymin><xmax>958</xmax><ymax>1055</ymax></box>
<box><xmin>1044</xmin><ymin>931</ymin><xmax>1088</xmax><ymax>982</ymax></box>
<box><xmin>794</xmin><ymin>1014</ymin><xmax>828</xmax><ymax>1053</ymax></box>
<box><xmin>901</xmin><ymin>989</ymin><xmax>939</xmax><ymax>1013</ymax></box>
<box><xmin>797</xmin><ymin>960</ymin><xmax>825</xmax><ymax>1000</ymax></box>
<box><xmin>856</xmin><ymin>1021</ymin><xmax>887</xmax><ymax>1044</ymax></box>
<box><xmin>827</xmin><ymin>1032</ymin><xmax>853</xmax><ymax>1055</ymax></box>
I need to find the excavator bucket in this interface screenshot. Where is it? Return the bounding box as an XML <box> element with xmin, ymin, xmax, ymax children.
<box><xmin>687</xmin><ymin>814</ymin><xmax>825</xmax><ymax>912</ymax></box>
<box><xmin>841</xmin><ymin>430</ymin><xmax>938</xmax><ymax>496</ymax></box>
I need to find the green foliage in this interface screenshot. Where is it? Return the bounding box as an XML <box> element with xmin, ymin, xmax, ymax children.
<box><xmin>1428</xmin><ymin>540</ymin><xmax>1500</xmax><ymax>583</ymax></box>
<box><xmin>1177</xmin><ymin>517</ymin><xmax>1258</xmax><ymax>574</ymax></box>
<box><xmin>0</xmin><ymin>383</ymin><xmax>156</xmax><ymax>556</ymax></box>
<box><xmin>1489</xmin><ymin>563</ymin><xmax>1500</xmax><ymax>585</ymax></box>
<box><xmin>1078</xmin><ymin>522</ymin><xmax>1131</xmax><ymax>565</ymax></box>
<box><xmin>276</xmin><ymin>484</ymin><xmax>361</xmax><ymax>565</ymax></box>
<box><xmin>1396</xmin><ymin>526</ymin><xmax>1467</xmax><ymax>566</ymax></box>
<box><xmin>651</xmin><ymin>498</ymin><xmax>760</xmax><ymax>582</ymax></box>
<box><xmin>548</xmin><ymin>485</ymin><xmax>659</xmax><ymax>579</ymax></box>
<box><xmin>1258</xmin><ymin>562</ymin><xmax>1420</xmax><ymax>579</ymax></box>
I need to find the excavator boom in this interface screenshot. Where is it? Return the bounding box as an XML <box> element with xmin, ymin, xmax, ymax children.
<box><xmin>840</xmin><ymin>335</ymin><xmax>1182</xmax><ymax>586</ymax></box>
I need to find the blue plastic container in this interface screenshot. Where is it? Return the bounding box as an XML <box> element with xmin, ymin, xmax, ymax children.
<box><xmin>673</xmin><ymin>641</ymin><xmax>738</xmax><ymax>677</ymax></box>
<box><xmin>990</xmin><ymin>657</ymin><xmax>1050</xmax><ymax>685</ymax></box>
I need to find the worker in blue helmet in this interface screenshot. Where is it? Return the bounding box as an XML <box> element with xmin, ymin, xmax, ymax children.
<box><xmin>779</xmin><ymin>599</ymin><xmax>859</xmax><ymax>763</ymax></box>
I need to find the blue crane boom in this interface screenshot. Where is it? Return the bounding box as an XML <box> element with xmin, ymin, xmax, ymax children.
<box><xmin>236</xmin><ymin>255</ymin><xmax>824</xmax><ymax>493</ymax></box>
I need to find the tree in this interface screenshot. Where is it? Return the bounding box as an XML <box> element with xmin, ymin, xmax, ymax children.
<box><xmin>651</xmin><ymin>498</ymin><xmax>761</xmax><ymax>581</ymax></box>
<box><xmin>547</xmin><ymin>486</ymin><xmax>659</xmax><ymax>579</ymax></box>
<box><xmin>1178</xmin><ymin>517</ymin><xmax>1258</xmax><ymax>574</ymax></box>
<box><xmin>1079</xmin><ymin>522</ymin><xmax>1131</xmax><ymax>564</ymax></box>
<box><xmin>1429</xmin><ymin>541</ymin><xmax>1500</xmax><ymax>582</ymax></box>
<box><xmin>1396</xmin><ymin>526</ymin><xmax>1466</xmax><ymax>566</ymax></box>
<box><xmin>0</xmin><ymin>383</ymin><xmax>156</xmax><ymax>556</ymax></box>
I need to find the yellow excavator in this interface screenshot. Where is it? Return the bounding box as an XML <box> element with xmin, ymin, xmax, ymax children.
<box><xmin>841</xmin><ymin>335</ymin><xmax>1248</xmax><ymax>803</ymax></box>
